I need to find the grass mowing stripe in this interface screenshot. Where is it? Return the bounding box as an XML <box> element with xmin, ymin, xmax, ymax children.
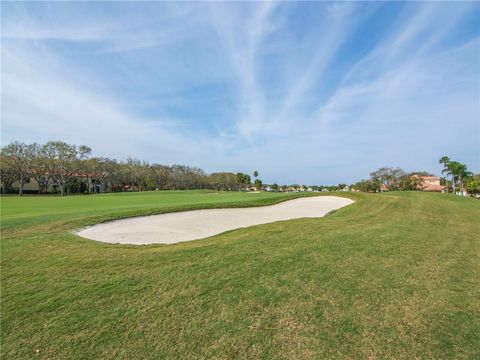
<box><xmin>1</xmin><ymin>191</ymin><xmax>479</xmax><ymax>359</ymax></box>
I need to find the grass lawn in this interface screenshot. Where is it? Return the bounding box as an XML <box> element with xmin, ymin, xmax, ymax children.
<box><xmin>1</xmin><ymin>191</ymin><xmax>479</xmax><ymax>359</ymax></box>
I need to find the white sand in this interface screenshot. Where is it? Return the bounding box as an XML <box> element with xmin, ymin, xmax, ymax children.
<box><xmin>76</xmin><ymin>196</ymin><xmax>354</xmax><ymax>245</ymax></box>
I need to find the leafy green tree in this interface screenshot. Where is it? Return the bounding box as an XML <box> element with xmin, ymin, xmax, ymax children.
<box><xmin>207</xmin><ymin>172</ymin><xmax>237</xmax><ymax>191</ymax></box>
<box><xmin>353</xmin><ymin>179</ymin><xmax>380</xmax><ymax>192</ymax></box>
<box><xmin>29</xmin><ymin>143</ymin><xmax>52</xmax><ymax>194</ymax></box>
<box><xmin>370</xmin><ymin>167</ymin><xmax>406</xmax><ymax>191</ymax></box>
<box><xmin>84</xmin><ymin>157</ymin><xmax>114</xmax><ymax>194</ymax></box>
<box><xmin>235</xmin><ymin>173</ymin><xmax>251</xmax><ymax>190</ymax></box>
<box><xmin>0</xmin><ymin>153</ymin><xmax>17</xmax><ymax>194</ymax></box>
<box><xmin>399</xmin><ymin>172</ymin><xmax>432</xmax><ymax>191</ymax></box>
<box><xmin>124</xmin><ymin>158</ymin><xmax>149</xmax><ymax>191</ymax></box>
<box><xmin>0</xmin><ymin>142</ymin><xmax>35</xmax><ymax>195</ymax></box>
<box><xmin>42</xmin><ymin>141</ymin><xmax>91</xmax><ymax>196</ymax></box>
<box><xmin>466</xmin><ymin>174</ymin><xmax>480</xmax><ymax>195</ymax></box>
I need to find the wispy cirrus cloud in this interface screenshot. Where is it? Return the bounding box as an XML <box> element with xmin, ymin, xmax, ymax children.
<box><xmin>276</xmin><ymin>3</ymin><xmax>362</xmax><ymax>123</ymax></box>
<box><xmin>1</xmin><ymin>1</ymin><xmax>479</xmax><ymax>184</ymax></box>
<box><xmin>208</xmin><ymin>2</ymin><xmax>281</xmax><ymax>143</ymax></box>
<box><xmin>1</xmin><ymin>2</ymin><xmax>211</xmax><ymax>53</ymax></box>
<box><xmin>1</xmin><ymin>44</ymin><xmax>195</xmax><ymax>160</ymax></box>
<box><xmin>315</xmin><ymin>2</ymin><xmax>479</xmax><ymax>172</ymax></box>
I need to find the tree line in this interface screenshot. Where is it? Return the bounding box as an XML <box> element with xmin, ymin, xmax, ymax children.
<box><xmin>352</xmin><ymin>167</ymin><xmax>433</xmax><ymax>192</ymax></box>
<box><xmin>352</xmin><ymin>158</ymin><xmax>478</xmax><ymax>195</ymax></box>
<box><xmin>0</xmin><ymin>141</ymin><xmax>260</xmax><ymax>195</ymax></box>
<box><xmin>2</xmin><ymin>141</ymin><xmax>478</xmax><ymax>196</ymax></box>
<box><xmin>438</xmin><ymin>156</ymin><xmax>474</xmax><ymax>195</ymax></box>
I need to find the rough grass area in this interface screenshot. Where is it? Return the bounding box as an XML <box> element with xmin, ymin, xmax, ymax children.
<box><xmin>1</xmin><ymin>191</ymin><xmax>479</xmax><ymax>359</ymax></box>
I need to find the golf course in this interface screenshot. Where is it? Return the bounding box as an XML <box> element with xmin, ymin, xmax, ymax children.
<box><xmin>1</xmin><ymin>190</ymin><xmax>479</xmax><ymax>359</ymax></box>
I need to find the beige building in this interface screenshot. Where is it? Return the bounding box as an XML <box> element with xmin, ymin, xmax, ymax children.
<box><xmin>11</xmin><ymin>173</ymin><xmax>99</xmax><ymax>194</ymax></box>
<box><xmin>11</xmin><ymin>177</ymin><xmax>48</xmax><ymax>192</ymax></box>
<box><xmin>417</xmin><ymin>176</ymin><xmax>445</xmax><ymax>192</ymax></box>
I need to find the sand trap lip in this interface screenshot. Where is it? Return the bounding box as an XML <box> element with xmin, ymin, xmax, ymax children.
<box><xmin>76</xmin><ymin>196</ymin><xmax>354</xmax><ymax>245</ymax></box>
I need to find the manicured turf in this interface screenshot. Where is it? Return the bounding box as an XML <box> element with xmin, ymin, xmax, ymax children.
<box><xmin>0</xmin><ymin>190</ymin><xmax>310</xmax><ymax>230</ymax></box>
<box><xmin>1</xmin><ymin>191</ymin><xmax>479</xmax><ymax>359</ymax></box>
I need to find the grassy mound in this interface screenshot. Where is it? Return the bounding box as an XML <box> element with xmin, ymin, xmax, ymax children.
<box><xmin>1</xmin><ymin>191</ymin><xmax>479</xmax><ymax>359</ymax></box>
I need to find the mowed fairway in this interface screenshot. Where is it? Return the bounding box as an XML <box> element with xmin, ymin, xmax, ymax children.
<box><xmin>1</xmin><ymin>191</ymin><xmax>479</xmax><ymax>359</ymax></box>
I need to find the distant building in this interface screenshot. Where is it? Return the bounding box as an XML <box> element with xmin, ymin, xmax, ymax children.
<box><xmin>11</xmin><ymin>172</ymin><xmax>104</xmax><ymax>194</ymax></box>
<box><xmin>416</xmin><ymin>176</ymin><xmax>446</xmax><ymax>192</ymax></box>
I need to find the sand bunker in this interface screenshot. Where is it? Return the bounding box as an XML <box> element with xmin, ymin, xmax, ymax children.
<box><xmin>76</xmin><ymin>196</ymin><xmax>353</xmax><ymax>245</ymax></box>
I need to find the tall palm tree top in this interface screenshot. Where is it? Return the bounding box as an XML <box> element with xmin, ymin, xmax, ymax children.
<box><xmin>439</xmin><ymin>156</ymin><xmax>450</xmax><ymax>165</ymax></box>
<box><xmin>440</xmin><ymin>156</ymin><xmax>452</xmax><ymax>176</ymax></box>
<box><xmin>444</xmin><ymin>161</ymin><xmax>471</xmax><ymax>179</ymax></box>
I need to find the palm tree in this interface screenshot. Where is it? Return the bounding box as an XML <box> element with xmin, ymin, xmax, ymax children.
<box><xmin>253</xmin><ymin>170</ymin><xmax>258</xmax><ymax>181</ymax></box>
<box><xmin>445</xmin><ymin>161</ymin><xmax>460</xmax><ymax>194</ymax></box>
<box><xmin>439</xmin><ymin>156</ymin><xmax>450</xmax><ymax>193</ymax></box>
<box><xmin>456</xmin><ymin>163</ymin><xmax>472</xmax><ymax>196</ymax></box>
<box><xmin>445</xmin><ymin>161</ymin><xmax>470</xmax><ymax>195</ymax></box>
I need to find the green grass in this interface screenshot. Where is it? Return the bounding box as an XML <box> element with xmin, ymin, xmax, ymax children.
<box><xmin>1</xmin><ymin>191</ymin><xmax>479</xmax><ymax>359</ymax></box>
<box><xmin>0</xmin><ymin>190</ymin><xmax>312</xmax><ymax>230</ymax></box>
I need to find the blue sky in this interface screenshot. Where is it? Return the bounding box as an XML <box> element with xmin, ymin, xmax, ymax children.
<box><xmin>2</xmin><ymin>1</ymin><xmax>479</xmax><ymax>184</ymax></box>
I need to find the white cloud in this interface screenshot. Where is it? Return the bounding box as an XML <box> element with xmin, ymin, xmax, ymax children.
<box><xmin>1</xmin><ymin>2</ymin><xmax>478</xmax><ymax>184</ymax></box>
<box><xmin>1</xmin><ymin>44</ymin><xmax>202</xmax><ymax>162</ymax></box>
